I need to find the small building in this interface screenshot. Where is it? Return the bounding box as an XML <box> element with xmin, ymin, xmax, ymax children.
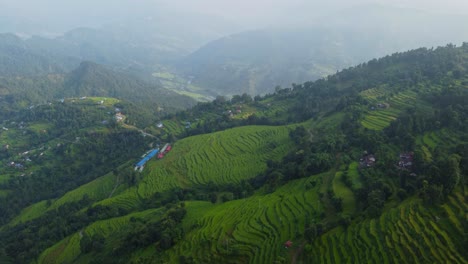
<box><xmin>359</xmin><ymin>154</ymin><xmax>376</xmax><ymax>168</ymax></box>
<box><xmin>284</xmin><ymin>240</ymin><xmax>293</xmax><ymax>249</ymax></box>
<box><xmin>115</xmin><ymin>113</ymin><xmax>124</xmax><ymax>122</ymax></box>
<box><xmin>398</xmin><ymin>152</ymin><xmax>414</xmax><ymax>170</ymax></box>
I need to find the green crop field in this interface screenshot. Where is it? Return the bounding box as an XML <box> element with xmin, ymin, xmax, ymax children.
<box><xmin>161</xmin><ymin>119</ymin><xmax>187</xmax><ymax>136</ymax></box>
<box><xmin>361</xmin><ymin>89</ymin><xmax>429</xmax><ymax>130</ymax></box>
<box><xmin>346</xmin><ymin>162</ymin><xmax>362</xmax><ymax>189</ymax></box>
<box><xmin>255</xmin><ymin>97</ymin><xmax>297</xmax><ymax>122</ymax></box>
<box><xmin>39</xmin><ymin>162</ymin><xmax>323</xmax><ymax>263</ymax></box>
<box><xmin>95</xmin><ymin>125</ymin><xmax>294</xmax><ymax>211</ymax></box>
<box><xmin>416</xmin><ymin>129</ymin><xmax>466</xmax><ymax>162</ymax></box>
<box><xmin>157</xmin><ymin>174</ymin><xmax>325</xmax><ymax>263</ymax></box>
<box><xmin>333</xmin><ymin>172</ymin><xmax>356</xmax><ymax>214</ymax></box>
<box><xmin>304</xmin><ymin>191</ymin><xmax>468</xmax><ymax>264</ymax></box>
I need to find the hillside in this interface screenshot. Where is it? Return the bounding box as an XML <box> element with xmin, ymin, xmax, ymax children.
<box><xmin>62</xmin><ymin>62</ymin><xmax>196</xmax><ymax>110</ymax></box>
<box><xmin>0</xmin><ymin>61</ymin><xmax>197</xmax><ymax>127</ymax></box>
<box><xmin>1</xmin><ymin>44</ymin><xmax>467</xmax><ymax>263</ymax></box>
<box><xmin>0</xmin><ymin>33</ymin><xmax>78</xmax><ymax>77</ymax></box>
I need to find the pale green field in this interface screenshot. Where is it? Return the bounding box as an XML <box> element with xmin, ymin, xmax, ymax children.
<box><xmin>333</xmin><ymin>172</ymin><xmax>356</xmax><ymax>215</ymax></box>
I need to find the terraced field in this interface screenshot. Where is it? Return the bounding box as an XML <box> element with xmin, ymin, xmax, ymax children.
<box><xmin>158</xmin><ymin>174</ymin><xmax>326</xmax><ymax>263</ymax></box>
<box><xmin>255</xmin><ymin>97</ymin><xmax>296</xmax><ymax>121</ymax></box>
<box><xmin>361</xmin><ymin>89</ymin><xmax>428</xmax><ymax>130</ymax></box>
<box><xmin>97</xmin><ymin>125</ymin><xmax>294</xmax><ymax>209</ymax></box>
<box><xmin>305</xmin><ymin>191</ymin><xmax>468</xmax><ymax>263</ymax></box>
<box><xmin>156</xmin><ymin>124</ymin><xmax>290</xmax><ymax>188</ymax></box>
<box><xmin>161</xmin><ymin>119</ymin><xmax>187</xmax><ymax>136</ymax></box>
<box><xmin>416</xmin><ymin>129</ymin><xmax>466</xmax><ymax>162</ymax></box>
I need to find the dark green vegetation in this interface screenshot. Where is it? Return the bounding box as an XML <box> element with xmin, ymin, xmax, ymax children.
<box><xmin>0</xmin><ymin>44</ymin><xmax>468</xmax><ymax>263</ymax></box>
<box><xmin>0</xmin><ymin>61</ymin><xmax>196</xmax><ymax>127</ymax></box>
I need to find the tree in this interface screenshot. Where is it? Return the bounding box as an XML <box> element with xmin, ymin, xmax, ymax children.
<box><xmin>367</xmin><ymin>190</ymin><xmax>385</xmax><ymax>217</ymax></box>
<box><xmin>445</xmin><ymin>154</ymin><xmax>461</xmax><ymax>194</ymax></box>
<box><xmin>420</xmin><ymin>180</ymin><xmax>444</xmax><ymax>205</ymax></box>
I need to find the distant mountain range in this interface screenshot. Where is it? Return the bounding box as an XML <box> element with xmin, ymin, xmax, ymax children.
<box><xmin>1</xmin><ymin>5</ymin><xmax>467</xmax><ymax>98</ymax></box>
<box><xmin>176</xmin><ymin>6</ymin><xmax>468</xmax><ymax>96</ymax></box>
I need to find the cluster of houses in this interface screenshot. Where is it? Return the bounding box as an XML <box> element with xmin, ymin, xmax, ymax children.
<box><xmin>224</xmin><ymin>106</ymin><xmax>243</xmax><ymax>118</ymax></box>
<box><xmin>359</xmin><ymin>151</ymin><xmax>415</xmax><ymax>172</ymax></box>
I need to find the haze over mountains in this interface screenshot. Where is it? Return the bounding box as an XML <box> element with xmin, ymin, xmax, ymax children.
<box><xmin>1</xmin><ymin>2</ymin><xmax>468</xmax><ymax>97</ymax></box>
<box><xmin>178</xmin><ymin>5</ymin><xmax>468</xmax><ymax>95</ymax></box>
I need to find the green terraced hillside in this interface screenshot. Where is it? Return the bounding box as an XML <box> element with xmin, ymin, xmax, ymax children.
<box><xmin>360</xmin><ymin>88</ymin><xmax>430</xmax><ymax>130</ymax></box>
<box><xmin>96</xmin><ymin>125</ymin><xmax>294</xmax><ymax>210</ymax></box>
<box><xmin>305</xmin><ymin>191</ymin><xmax>468</xmax><ymax>264</ymax></box>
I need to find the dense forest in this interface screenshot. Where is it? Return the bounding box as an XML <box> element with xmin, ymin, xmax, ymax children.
<box><xmin>0</xmin><ymin>44</ymin><xmax>467</xmax><ymax>263</ymax></box>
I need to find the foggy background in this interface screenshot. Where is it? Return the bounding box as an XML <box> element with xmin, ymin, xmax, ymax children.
<box><xmin>1</xmin><ymin>0</ymin><xmax>468</xmax><ymax>96</ymax></box>
<box><xmin>2</xmin><ymin>0</ymin><xmax>468</xmax><ymax>37</ymax></box>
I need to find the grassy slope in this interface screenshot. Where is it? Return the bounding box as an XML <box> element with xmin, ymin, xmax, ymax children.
<box><xmin>37</xmin><ymin>124</ymin><xmax>295</xmax><ymax>262</ymax></box>
<box><xmin>32</xmin><ymin>117</ymin><xmax>468</xmax><ymax>263</ymax></box>
<box><xmin>8</xmin><ymin>172</ymin><xmax>119</xmax><ymax>226</ymax></box>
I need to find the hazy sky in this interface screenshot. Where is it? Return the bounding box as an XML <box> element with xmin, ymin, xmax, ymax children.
<box><xmin>1</xmin><ymin>0</ymin><xmax>468</xmax><ymax>35</ymax></box>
